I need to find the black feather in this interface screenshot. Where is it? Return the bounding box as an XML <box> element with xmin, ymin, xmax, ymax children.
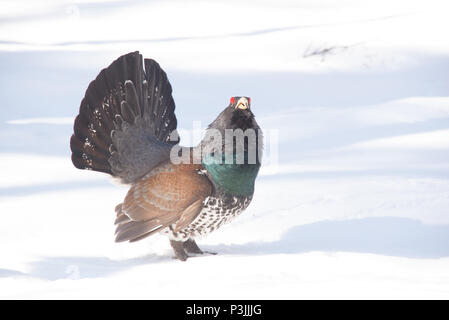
<box><xmin>70</xmin><ymin>51</ymin><xmax>179</xmax><ymax>183</ymax></box>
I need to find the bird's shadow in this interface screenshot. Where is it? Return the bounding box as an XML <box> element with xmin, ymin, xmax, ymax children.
<box><xmin>4</xmin><ymin>217</ymin><xmax>448</xmax><ymax>281</ymax></box>
<box><xmin>206</xmin><ymin>216</ymin><xmax>449</xmax><ymax>259</ymax></box>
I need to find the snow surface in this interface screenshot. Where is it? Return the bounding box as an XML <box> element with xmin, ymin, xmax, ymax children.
<box><xmin>1</xmin><ymin>0</ymin><xmax>449</xmax><ymax>299</ymax></box>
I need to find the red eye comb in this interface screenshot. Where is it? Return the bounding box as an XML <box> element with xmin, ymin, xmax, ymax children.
<box><xmin>230</xmin><ymin>97</ymin><xmax>235</xmax><ymax>104</ymax></box>
<box><xmin>248</xmin><ymin>97</ymin><xmax>251</xmax><ymax>104</ymax></box>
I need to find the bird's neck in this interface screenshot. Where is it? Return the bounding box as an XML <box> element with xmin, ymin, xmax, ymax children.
<box><xmin>202</xmin><ymin>152</ymin><xmax>260</xmax><ymax>197</ymax></box>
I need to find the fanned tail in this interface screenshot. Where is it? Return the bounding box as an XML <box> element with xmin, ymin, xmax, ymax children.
<box><xmin>70</xmin><ymin>51</ymin><xmax>179</xmax><ymax>183</ymax></box>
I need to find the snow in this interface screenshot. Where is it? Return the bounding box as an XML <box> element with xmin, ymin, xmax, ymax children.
<box><xmin>6</xmin><ymin>117</ymin><xmax>74</xmax><ymax>125</ymax></box>
<box><xmin>1</xmin><ymin>0</ymin><xmax>449</xmax><ymax>299</ymax></box>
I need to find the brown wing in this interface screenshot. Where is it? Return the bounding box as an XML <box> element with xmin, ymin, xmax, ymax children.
<box><xmin>114</xmin><ymin>161</ymin><xmax>212</xmax><ymax>242</ymax></box>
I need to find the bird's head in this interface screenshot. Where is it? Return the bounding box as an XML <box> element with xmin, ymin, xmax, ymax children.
<box><xmin>203</xmin><ymin>96</ymin><xmax>262</xmax><ymax>160</ymax></box>
<box><xmin>229</xmin><ymin>96</ymin><xmax>252</xmax><ymax>127</ymax></box>
<box><xmin>208</xmin><ymin>96</ymin><xmax>256</xmax><ymax>132</ymax></box>
<box><xmin>230</xmin><ymin>96</ymin><xmax>251</xmax><ymax>110</ymax></box>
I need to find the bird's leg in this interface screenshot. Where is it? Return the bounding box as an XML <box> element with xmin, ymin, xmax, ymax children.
<box><xmin>170</xmin><ymin>240</ymin><xmax>189</xmax><ymax>261</ymax></box>
<box><xmin>183</xmin><ymin>238</ymin><xmax>204</xmax><ymax>254</ymax></box>
<box><xmin>183</xmin><ymin>239</ymin><xmax>217</xmax><ymax>255</ymax></box>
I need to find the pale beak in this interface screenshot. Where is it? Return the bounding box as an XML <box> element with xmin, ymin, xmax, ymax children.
<box><xmin>235</xmin><ymin>98</ymin><xmax>249</xmax><ymax>110</ymax></box>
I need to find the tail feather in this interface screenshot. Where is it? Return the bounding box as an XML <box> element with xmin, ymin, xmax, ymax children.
<box><xmin>143</xmin><ymin>58</ymin><xmax>177</xmax><ymax>142</ymax></box>
<box><xmin>70</xmin><ymin>51</ymin><xmax>179</xmax><ymax>183</ymax></box>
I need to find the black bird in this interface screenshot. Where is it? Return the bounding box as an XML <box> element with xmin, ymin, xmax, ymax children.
<box><xmin>70</xmin><ymin>51</ymin><xmax>263</xmax><ymax>260</ymax></box>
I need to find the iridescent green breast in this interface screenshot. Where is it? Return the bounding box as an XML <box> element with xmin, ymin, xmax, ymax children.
<box><xmin>202</xmin><ymin>153</ymin><xmax>260</xmax><ymax>197</ymax></box>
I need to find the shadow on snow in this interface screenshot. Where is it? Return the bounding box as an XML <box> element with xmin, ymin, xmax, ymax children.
<box><xmin>207</xmin><ymin>216</ymin><xmax>449</xmax><ymax>259</ymax></box>
<box><xmin>3</xmin><ymin>216</ymin><xmax>447</xmax><ymax>281</ymax></box>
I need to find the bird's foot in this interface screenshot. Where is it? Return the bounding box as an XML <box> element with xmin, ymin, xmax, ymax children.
<box><xmin>184</xmin><ymin>239</ymin><xmax>217</xmax><ymax>256</ymax></box>
<box><xmin>170</xmin><ymin>240</ymin><xmax>189</xmax><ymax>261</ymax></box>
<box><xmin>183</xmin><ymin>238</ymin><xmax>203</xmax><ymax>254</ymax></box>
<box><xmin>170</xmin><ymin>239</ymin><xmax>217</xmax><ymax>261</ymax></box>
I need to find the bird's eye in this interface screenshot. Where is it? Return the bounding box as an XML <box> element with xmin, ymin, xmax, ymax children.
<box><xmin>230</xmin><ymin>97</ymin><xmax>235</xmax><ymax>105</ymax></box>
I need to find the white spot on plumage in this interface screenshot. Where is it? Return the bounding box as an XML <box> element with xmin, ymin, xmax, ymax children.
<box><xmin>163</xmin><ymin>194</ymin><xmax>253</xmax><ymax>241</ymax></box>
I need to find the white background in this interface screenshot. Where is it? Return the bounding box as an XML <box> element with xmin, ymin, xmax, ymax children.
<box><xmin>1</xmin><ymin>0</ymin><xmax>449</xmax><ymax>299</ymax></box>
